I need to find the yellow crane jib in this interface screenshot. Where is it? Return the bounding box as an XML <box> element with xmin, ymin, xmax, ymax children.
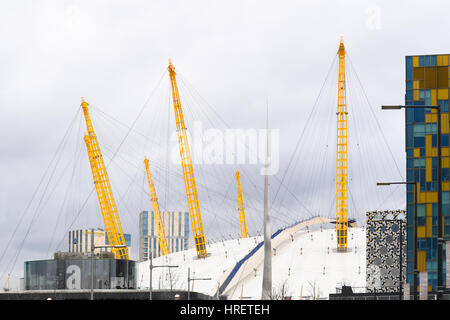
<box><xmin>235</xmin><ymin>169</ymin><xmax>249</xmax><ymax>238</ymax></box>
<box><xmin>336</xmin><ymin>39</ymin><xmax>349</xmax><ymax>252</ymax></box>
<box><xmin>144</xmin><ymin>158</ymin><xmax>170</xmax><ymax>256</ymax></box>
<box><xmin>81</xmin><ymin>98</ymin><xmax>129</xmax><ymax>260</ymax></box>
<box><xmin>168</xmin><ymin>60</ymin><xmax>207</xmax><ymax>258</ymax></box>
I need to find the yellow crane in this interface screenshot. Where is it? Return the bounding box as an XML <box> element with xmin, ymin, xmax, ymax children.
<box><xmin>144</xmin><ymin>158</ymin><xmax>170</xmax><ymax>256</ymax></box>
<box><xmin>235</xmin><ymin>169</ymin><xmax>249</xmax><ymax>238</ymax></box>
<box><xmin>168</xmin><ymin>60</ymin><xmax>207</xmax><ymax>258</ymax></box>
<box><xmin>81</xmin><ymin>98</ymin><xmax>129</xmax><ymax>260</ymax></box>
<box><xmin>336</xmin><ymin>39</ymin><xmax>349</xmax><ymax>252</ymax></box>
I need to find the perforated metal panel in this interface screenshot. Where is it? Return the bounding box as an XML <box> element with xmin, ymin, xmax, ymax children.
<box><xmin>366</xmin><ymin>210</ymin><xmax>406</xmax><ymax>293</ymax></box>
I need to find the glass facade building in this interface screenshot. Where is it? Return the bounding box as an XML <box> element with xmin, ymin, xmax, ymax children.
<box><xmin>139</xmin><ymin>211</ymin><xmax>190</xmax><ymax>261</ymax></box>
<box><xmin>68</xmin><ymin>228</ymin><xmax>131</xmax><ymax>256</ymax></box>
<box><xmin>405</xmin><ymin>54</ymin><xmax>450</xmax><ymax>291</ymax></box>
<box><xmin>24</xmin><ymin>259</ymin><xmax>136</xmax><ymax>290</ymax></box>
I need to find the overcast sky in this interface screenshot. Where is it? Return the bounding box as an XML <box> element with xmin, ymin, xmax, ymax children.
<box><xmin>1</xmin><ymin>0</ymin><xmax>450</xmax><ymax>289</ymax></box>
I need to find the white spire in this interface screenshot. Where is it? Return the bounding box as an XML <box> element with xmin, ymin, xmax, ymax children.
<box><xmin>261</xmin><ymin>102</ymin><xmax>272</xmax><ymax>300</ymax></box>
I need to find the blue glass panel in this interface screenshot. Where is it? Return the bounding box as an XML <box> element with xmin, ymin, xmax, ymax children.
<box><xmin>430</xmin><ymin>55</ymin><xmax>437</xmax><ymax>66</ymax></box>
<box><xmin>408</xmin><ymin>251</ymin><xmax>414</xmax><ymax>261</ymax></box>
<box><xmin>417</xmin><ymin>217</ymin><xmax>426</xmax><ymax>226</ymax></box>
<box><xmin>407</xmin><ymin>206</ymin><xmax>414</xmax><ymax>224</ymax></box>
<box><xmin>414</xmin><ymin>169</ymin><xmax>420</xmax><ymax>181</ymax></box>
<box><xmin>444</xmin><ymin>168</ymin><xmax>450</xmax><ymax>181</ymax></box>
<box><xmin>406</xmin><ymin>80</ymin><xmax>413</xmax><ymax>89</ymax></box>
<box><xmin>407</xmin><ymin>169</ymin><xmax>414</xmax><ymax>181</ymax></box>
<box><xmin>406</xmin><ymin>56</ymin><xmax>413</xmax><ymax>80</ymax></box>
<box><xmin>417</xmin><ymin>204</ymin><xmax>426</xmax><ymax>217</ymax></box>
<box><xmin>414</xmin><ymin>137</ymin><xmax>425</xmax><ymax>147</ymax></box>
<box><xmin>414</xmin><ymin>124</ymin><xmax>425</xmax><ymax>137</ymax></box>
<box><xmin>406</xmin><ymin>107</ymin><xmax>414</xmax><ymax>122</ymax></box>
<box><xmin>407</xmin><ymin>228</ymin><xmax>413</xmax><ymax>249</ymax></box>
<box><xmin>414</xmin><ymin>108</ymin><xmax>425</xmax><ymax>122</ymax></box>
<box><xmin>420</xmin><ymin>239</ymin><xmax>427</xmax><ymax>249</ymax></box>
<box><xmin>406</xmin><ymin>169</ymin><xmax>415</xmax><ymax>182</ymax></box>
<box><xmin>420</xmin><ymin>148</ymin><xmax>425</xmax><ymax>157</ymax></box>
<box><xmin>414</xmin><ymin>100</ymin><xmax>425</xmax><ymax>106</ymax></box>
<box><xmin>419</xmin><ymin>56</ymin><xmax>424</xmax><ymax>66</ymax></box>
<box><xmin>407</xmin><ymin>149</ymin><xmax>414</xmax><ymax>158</ymax></box>
<box><xmin>407</xmin><ymin>126</ymin><xmax>414</xmax><ymax>147</ymax></box>
<box><xmin>432</xmin><ymin>135</ymin><xmax>437</xmax><ymax>147</ymax></box>
<box><xmin>406</xmin><ymin>90</ymin><xmax>413</xmax><ymax>101</ymax></box>
<box><xmin>443</xmin><ymin>192</ymin><xmax>450</xmax><ymax>205</ymax></box>
<box><xmin>443</xmin><ymin>135</ymin><xmax>449</xmax><ymax>147</ymax></box>
<box><xmin>407</xmin><ymin>272</ymin><xmax>413</xmax><ymax>284</ymax></box>
<box><xmin>445</xmin><ymin>215</ymin><xmax>450</xmax><ymax>225</ymax></box>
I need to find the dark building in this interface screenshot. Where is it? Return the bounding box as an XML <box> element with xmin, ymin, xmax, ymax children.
<box><xmin>24</xmin><ymin>254</ymin><xmax>136</xmax><ymax>290</ymax></box>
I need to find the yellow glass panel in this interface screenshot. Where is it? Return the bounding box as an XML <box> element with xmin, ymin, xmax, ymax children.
<box><xmin>425</xmin><ymin>113</ymin><xmax>432</xmax><ymax>123</ymax></box>
<box><xmin>413</xmin><ymin>80</ymin><xmax>420</xmax><ymax>89</ymax></box>
<box><xmin>443</xmin><ymin>147</ymin><xmax>450</xmax><ymax>157</ymax></box>
<box><xmin>417</xmin><ymin>227</ymin><xmax>426</xmax><ymax>239</ymax></box>
<box><xmin>442</xmin><ymin>114</ymin><xmax>449</xmax><ymax>134</ymax></box>
<box><xmin>426</xmin><ymin>158</ymin><xmax>432</xmax><ymax>181</ymax></box>
<box><xmin>413</xmin><ymin>56</ymin><xmax>419</xmax><ymax>67</ymax></box>
<box><xmin>443</xmin><ymin>182</ymin><xmax>450</xmax><ymax>191</ymax></box>
<box><xmin>426</xmin><ymin>203</ymin><xmax>432</xmax><ymax>216</ymax></box>
<box><xmin>418</xmin><ymin>251</ymin><xmax>426</xmax><ymax>273</ymax></box>
<box><xmin>438</xmin><ymin>89</ymin><xmax>449</xmax><ymax>100</ymax></box>
<box><xmin>427</xmin><ymin>192</ymin><xmax>438</xmax><ymax>202</ymax></box>
<box><xmin>419</xmin><ymin>191</ymin><xmax>426</xmax><ymax>203</ymax></box>
<box><xmin>431</xmin><ymin>114</ymin><xmax>437</xmax><ymax>122</ymax></box>
<box><xmin>443</xmin><ymin>157</ymin><xmax>450</xmax><ymax>169</ymax></box>
<box><xmin>437</xmin><ymin>55</ymin><xmax>449</xmax><ymax>66</ymax></box>
<box><xmin>426</xmin><ymin>135</ymin><xmax>432</xmax><ymax>156</ymax></box>
<box><xmin>414</xmin><ymin>148</ymin><xmax>421</xmax><ymax>157</ymax></box>
<box><xmin>414</xmin><ymin>90</ymin><xmax>420</xmax><ymax>101</ymax></box>
<box><xmin>431</xmin><ymin>148</ymin><xmax>438</xmax><ymax>157</ymax></box>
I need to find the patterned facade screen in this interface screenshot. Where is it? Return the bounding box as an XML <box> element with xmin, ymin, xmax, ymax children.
<box><xmin>366</xmin><ymin>210</ymin><xmax>406</xmax><ymax>293</ymax></box>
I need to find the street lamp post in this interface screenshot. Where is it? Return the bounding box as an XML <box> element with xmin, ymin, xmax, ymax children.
<box><xmin>90</xmin><ymin>244</ymin><xmax>127</xmax><ymax>301</ymax></box>
<box><xmin>148</xmin><ymin>249</ymin><xmax>178</xmax><ymax>300</ymax></box>
<box><xmin>377</xmin><ymin>181</ymin><xmax>417</xmax><ymax>300</ymax></box>
<box><xmin>382</xmin><ymin>104</ymin><xmax>442</xmax><ymax>299</ymax></box>
<box><xmin>187</xmin><ymin>267</ymin><xmax>211</xmax><ymax>300</ymax></box>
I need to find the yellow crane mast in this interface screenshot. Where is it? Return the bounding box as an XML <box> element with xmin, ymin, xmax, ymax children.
<box><xmin>81</xmin><ymin>98</ymin><xmax>129</xmax><ymax>260</ymax></box>
<box><xmin>336</xmin><ymin>39</ymin><xmax>349</xmax><ymax>252</ymax></box>
<box><xmin>144</xmin><ymin>158</ymin><xmax>170</xmax><ymax>256</ymax></box>
<box><xmin>235</xmin><ymin>169</ymin><xmax>249</xmax><ymax>238</ymax></box>
<box><xmin>168</xmin><ymin>60</ymin><xmax>207</xmax><ymax>258</ymax></box>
